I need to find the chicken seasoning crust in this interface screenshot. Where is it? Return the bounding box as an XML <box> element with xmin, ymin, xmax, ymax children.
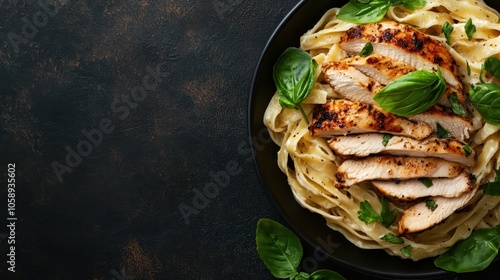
<box><xmin>264</xmin><ymin>0</ymin><xmax>500</xmax><ymax>261</ymax></box>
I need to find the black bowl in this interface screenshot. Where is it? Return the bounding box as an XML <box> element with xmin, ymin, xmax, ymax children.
<box><xmin>249</xmin><ymin>0</ymin><xmax>500</xmax><ymax>279</ymax></box>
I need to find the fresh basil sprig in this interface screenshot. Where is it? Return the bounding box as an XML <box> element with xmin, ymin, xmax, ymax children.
<box><xmin>373</xmin><ymin>68</ymin><xmax>446</xmax><ymax>116</ymax></box>
<box><xmin>256</xmin><ymin>218</ymin><xmax>346</xmax><ymax>280</ymax></box>
<box><xmin>338</xmin><ymin>0</ymin><xmax>426</xmax><ymax>24</ymax></box>
<box><xmin>273</xmin><ymin>47</ymin><xmax>317</xmax><ymax>125</ymax></box>
<box><xmin>434</xmin><ymin>225</ymin><xmax>500</xmax><ymax>272</ymax></box>
<box><xmin>469</xmin><ymin>83</ymin><xmax>500</xmax><ymax>126</ymax></box>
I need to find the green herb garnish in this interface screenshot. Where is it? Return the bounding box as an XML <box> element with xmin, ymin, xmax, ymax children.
<box><xmin>419</xmin><ymin>178</ymin><xmax>433</xmax><ymax>188</ymax></box>
<box><xmin>465</xmin><ymin>18</ymin><xmax>476</xmax><ymax>41</ymax></box>
<box><xmin>401</xmin><ymin>245</ymin><xmax>413</xmax><ymax>258</ymax></box>
<box><xmin>434</xmin><ymin>225</ymin><xmax>500</xmax><ymax>272</ymax></box>
<box><xmin>425</xmin><ymin>199</ymin><xmax>438</xmax><ymax>211</ymax></box>
<box><xmin>436</xmin><ymin>123</ymin><xmax>452</xmax><ymax>139</ymax></box>
<box><xmin>469</xmin><ymin>83</ymin><xmax>500</xmax><ymax>126</ymax></box>
<box><xmin>442</xmin><ymin>21</ymin><xmax>453</xmax><ymax>44</ymax></box>
<box><xmin>337</xmin><ymin>0</ymin><xmax>426</xmax><ymax>24</ymax></box>
<box><xmin>382</xmin><ymin>134</ymin><xmax>393</xmax><ymax>146</ymax></box>
<box><xmin>256</xmin><ymin>218</ymin><xmax>346</xmax><ymax>279</ymax></box>
<box><xmin>358</xmin><ymin>197</ymin><xmax>397</xmax><ymax>228</ymax></box>
<box><xmin>449</xmin><ymin>92</ymin><xmax>466</xmax><ymax>116</ymax></box>
<box><xmin>381</xmin><ymin>233</ymin><xmax>404</xmax><ymax>244</ymax></box>
<box><xmin>273</xmin><ymin>47</ymin><xmax>318</xmax><ymax>125</ymax></box>
<box><xmin>359</xmin><ymin>42</ymin><xmax>373</xmax><ymax>57</ymax></box>
<box><xmin>373</xmin><ymin>68</ymin><xmax>446</xmax><ymax>116</ymax></box>
<box><xmin>462</xmin><ymin>144</ymin><xmax>472</xmax><ymax>157</ymax></box>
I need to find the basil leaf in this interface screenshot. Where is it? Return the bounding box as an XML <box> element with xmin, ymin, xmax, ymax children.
<box><xmin>419</xmin><ymin>178</ymin><xmax>433</xmax><ymax>188</ymax></box>
<box><xmin>338</xmin><ymin>0</ymin><xmax>391</xmax><ymax>24</ymax></box>
<box><xmin>482</xmin><ymin>55</ymin><xmax>500</xmax><ymax>79</ymax></box>
<box><xmin>434</xmin><ymin>226</ymin><xmax>500</xmax><ymax>272</ymax></box>
<box><xmin>465</xmin><ymin>18</ymin><xmax>476</xmax><ymax>41</ymax></box>
<box><xmin>373</xmin><ymin>69</ymin><xmax>446</xmax><ymax>116</ymax></box>
<box><xmin>381</xmin><ymin>233</ymin><xmax>404</xmax><ymax>244</ymax></box>
<box><xmin>425</xmin><ymin>199</ymin><xmax>438</xmax><ymax>211</ymax></box>
<box><xmin>380</xmin><ymin>196</ymin><xmax>397</xmax><ymax>227</ymax></box>
<box><xmin>310</xmin><ymin>269</ymin><xmax>346</xmax><ymax>280</ymax></box>
<box><xmin>467</xmin><ymin>60</ymin><xmax>471</xmax><ymax>76</ymax></box>
<box><xmin>256</xmin><ymin>218</ymin><xmax>302</xmax><ymax>278</ymax></box>
<box><xmin>470</xmin><ymin>83</ymin><xmax>500</xmax><ymax>126</ymax></box>
<box><xmin>442</xmin><ymin>21</ymin><xmax>453</xmax><ymax>44</ymax></box>
<box><xmin>273</xmin><ymin>47</ymin><xmax>317</xmax><ymax>124</ymax></box>
<box><xmin>393</xmin><ymin>0</ymin><xmax>426</xmax><ymax>10</ymax></box>
<box><xmin>359</xmin><ymin>42</ymin><xmax>373</xmax><ymax>57</ymax></box>
<box><xmin>449</xmin><ymin>92</ymin><xmax>465</xmax><ymax>115</ymax></box>
<box><xmin>382</xmin><ymin>134</ymin><xmax>393</xmax><ymax>146</ymax></box>
<box><xmin>436</xmin><ymin>123</ymin><xmax>452</xmax><ymax>139</ymax></box>
<box><xmin>401</xmin><ymin>245</ymin><xmax>413</xmax><ymax>258</ymax></box>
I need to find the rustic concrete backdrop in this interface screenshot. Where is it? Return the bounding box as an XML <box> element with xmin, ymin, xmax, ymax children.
<box><xmin>0</xmin><ymin>0</ymin><xmax>497</xmax><ymax>279</ymax></box>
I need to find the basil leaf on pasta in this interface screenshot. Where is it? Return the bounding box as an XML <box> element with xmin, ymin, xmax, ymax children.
<box><xmin>373</xmin><ymin>69</ymin><xmax>446</xmax><ymax>116</ymax></box>
<box><xmin>470</xmin><ymin>83</ymin><xmax>500</xmax><ymax>126</ymax></box>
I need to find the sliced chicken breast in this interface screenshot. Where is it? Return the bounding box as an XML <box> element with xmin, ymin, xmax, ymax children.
<box><xmin>340</xmin><ymin>21</ymin><xmax>462</xmax><ymax>89</ymax></box>
<box><xmin>408</xmin><ymin>105</ymin><xmax>473</xmax><ymax>142</ymax></box>
<box><xmin>309</xmin><ymin>99</ymin><xmax>433</xmax><ymax>140</ymax></box>
<box><xmin>335</xmin><ymin>156</ymin><xmax>467</xmax><ymax>188</ymax></box>
<box><xmin>398</xmin><ymin>184</ymin><xmax>479</xmax><ymax>234</ymax></box>
<box><xmin>322</xmin><ymin>62</ymin><xmax>383</xmax><ymax>105</ymax></box>
<box><xmin>343</xmin><ymin>54</ymin><xmax>414</xmax><ymax>85</ymax></box>
<box><xmin>372</xmin><ymin>173</ymin><xmax>474</xmax><ymax>201</ymax></box>
<box><xmin>340</xmin><ymin>55</ymin><xmax>468</xmax><ymax>109</ymax></box>
<box><xmin>328</xmin><ymin>134</ymin><xmax>475</xmax><ymax>166</ymax></box>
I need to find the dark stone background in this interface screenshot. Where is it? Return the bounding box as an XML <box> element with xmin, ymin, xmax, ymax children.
<box><xmin>0</xmin><ymin>0</ymin><xmax>497</xmax><ymax>279</ymax></box>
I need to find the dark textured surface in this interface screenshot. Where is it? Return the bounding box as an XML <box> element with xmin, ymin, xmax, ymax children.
<box><xmin>0</xmin><ymin>1</ymin><xmax>497</xmax><ymax>279</ymax></box>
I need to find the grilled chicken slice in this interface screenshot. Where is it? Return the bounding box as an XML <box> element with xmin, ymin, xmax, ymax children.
<box><xmin>408</xmin><ymin>106</ymin><xmax>473</xmax><ymax>142</ymax></box>
<box><xmin>335</xmin><ymin>156</ymin><xmax>467</xmax><ymax>188</ymax></box>
<box><xmin>340</xmin><ymin>55</ymin><xmax>468</xmax><ymax>109</ymax></box>
<box><xmin>372</xmin><ymin>173</ymin><xmax>474</xmax><ymax>201</ymax></box>
<box><xmin>342</xmin><ymin>54</ymin><xmax>414</xmax><ymax>85</ymax></box>
<box><xmin>328</xmin><ymin>134</ymin><xmax>475</xmax><ymax>166</ymax></box>
<box><xmin>322</xmin><ymin>62</ymin><xmax>383</xmax><ymax>104</ymax></box>
<box><xmin>398</xmin><ymin>184</ymin><xmax>479</xmax><ymax>234</ymax></box>
<box><xmin>309</xmin><ymin>99</ymin><xmax>432</xmax><ymax>140</ymax></box>
<box><xmin>340</xmin><ymin>21</ymin><xmax>462</xmax><ymax>89</ymax></box>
